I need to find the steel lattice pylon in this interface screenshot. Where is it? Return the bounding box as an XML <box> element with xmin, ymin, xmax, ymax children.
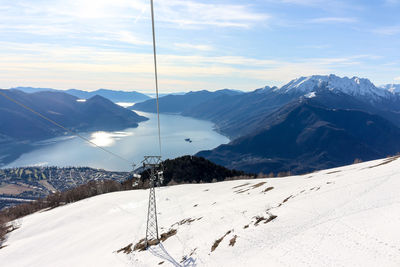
<box><xmin>142</xmin><ymin>156</ymin><xmax>164</xmax><ymax>248</ymax></box>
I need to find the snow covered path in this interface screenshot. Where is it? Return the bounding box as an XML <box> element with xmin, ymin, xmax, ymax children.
<box><xmin>1</xmin><ymin>156</ymin><xmax>400</xmax><ymax>266</ymax></box>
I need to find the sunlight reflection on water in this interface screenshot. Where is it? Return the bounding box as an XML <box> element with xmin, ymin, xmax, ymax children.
<box><xmin>90</xmin><ymin>131</ymin><xmax>133</xmax><ymax>147</ymax></box>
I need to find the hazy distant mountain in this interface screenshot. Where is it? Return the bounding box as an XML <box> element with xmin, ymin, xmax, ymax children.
<box><xmin>65</xmin><ymin>89</ymin><xmax>150</xmax><ymax>102</ymax></box>
<box><xmin>197</xmin><ymin>99</ymin><xmax>400</xmax><ymax>174</ymax></box>
<box><xmin>380</xmin><ymin>84</ymin><xmax>400</xmax><ymax>94</ymax></box>
<box><xmin>12</xmin><ymin>87</ymin><xmax>151</xmax><ymax>103</ymax></box>
<box><xmin>11</xmin><ymin>87</ymin><xmax>57</xmax><ymax>93</ymax></box>
<box><xmin>131</xmin><ymin>89</ymin><xmax>243</xmax><ymax>114</ymax></box>
<box><xmin>146</xmin><ymin>92</ymin><xmax>186</xmax><ymax>98</ymax></box>
<box><xmin>0</xmin><ymin>89</ymin><xmax>147</xmax><ymax>165</ymax></box>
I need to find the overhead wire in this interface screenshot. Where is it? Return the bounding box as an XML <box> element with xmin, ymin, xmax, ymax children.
<box><xmin>0</xmin><ymin>90</ymin><xmax>132</xmax><ymax>165</ymax></box>
<box><xmin>150</xmin><ymin>0</ymin><xmax>162</xmax><ymax>157</ymax></box>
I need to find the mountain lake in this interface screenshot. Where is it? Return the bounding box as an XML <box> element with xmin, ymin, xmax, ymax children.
<box><xmin>3</xmin><ymin>111</ymin><xmax>229</xmax><ymax>171</ymax></box>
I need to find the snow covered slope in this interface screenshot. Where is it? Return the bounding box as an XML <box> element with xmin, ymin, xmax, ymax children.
<box><xmin>1</xmin><ymin>156</ymin><xmax>400</xmax><ymax>267</ymax></box>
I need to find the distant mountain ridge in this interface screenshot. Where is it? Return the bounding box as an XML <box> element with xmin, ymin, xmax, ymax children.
<box><xmin>197</xmin><ymin>99</ymin><xmax>400</xmax><ymax>174</ymax></box>
<box><xmin>11</xmin><ymin>87</ymin><xmax>151</xmax><ymax>103</ymax></box>
<box><xmin>133</xmin><ymin>74</ymin><xmax>400</xmax><ymax>138</ymax></box>
<box><xmin>133</xmin><ymin>74</ymin><xmax>400</xmax><ymax>174</ymax></box>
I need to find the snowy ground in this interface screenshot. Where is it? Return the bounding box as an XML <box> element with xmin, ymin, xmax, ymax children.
<box><xmin>1</xmin><ymin>156</ymin><xmax>400</xmax><ymax>266</ymax></box>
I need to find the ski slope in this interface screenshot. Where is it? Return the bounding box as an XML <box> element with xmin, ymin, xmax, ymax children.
<box><xmin>1</xmin><ymin>156</ymin><xmax>400</xmax><ymax>266</ymax></box>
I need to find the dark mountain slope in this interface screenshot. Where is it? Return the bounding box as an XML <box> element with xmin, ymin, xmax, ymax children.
<box><xmin>197</xmin><ymin>100</ymin><xmax>400</xmax><ymax>174</ymax></box>
<box><xmin>0</xmin><ymin>90</ymin><xmax>80</xmax><ymax>140</ymax></box>
<box><xmin>185</xmin><ymin>84</ymin><xmax>400</xmax><ymax>139</ymax></box>
<box><xmin>302</xmin><ymin>89</ymin><xmax>400</xmax><ymax>127</ymax></box>
<box><xmin>183</xmin><ymin>87</ymin><xmax>305</xmax><ymax>138</ymax></box>
<box><xmin>77</xmin><ymin>95</ymin><xmax>147</xmax><ymax>131</ymax></box>
<box><xmin>0</xmin><ymin>90</ymin><xmax>147</xmax><ymax>141</ymax></box>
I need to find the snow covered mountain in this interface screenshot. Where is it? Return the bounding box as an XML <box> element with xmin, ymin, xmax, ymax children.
<box><xmin>1</xmin><ymin>156</ymin><xmax>400</xmax><ymax>266</ymax></box>
<box><xmin>276</xmin><ymin>74</ymin><xmax>388</xmax><ymax>98</ymax></box>
<box><xmin>381</xmin><ymin>84</ymin><xmax>400</xmax><ymax>94</ymax></box>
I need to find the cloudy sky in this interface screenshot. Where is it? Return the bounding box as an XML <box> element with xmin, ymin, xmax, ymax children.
<box><xmin>0</xmin><ymin>0</ymin><xmax>399</xmax><ymax>92</ymax></box>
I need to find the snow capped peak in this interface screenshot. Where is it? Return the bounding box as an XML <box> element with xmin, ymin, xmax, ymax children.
<box><xmin>278</xmin><ymin>74</ymin><xmax>387</xmax><ymax>98</ymax></box>
<box><xmin>380</xmin><ymin>84</ymin><xmax>400</xmax><ymax>94</ymax></box>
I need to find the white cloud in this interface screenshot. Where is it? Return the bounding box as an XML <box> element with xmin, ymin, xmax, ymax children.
<box><xmin>156</xmin><ymin>1</ymin><xmax>269</xmax><ymax>29</ymax></box>
<box><xmin>0</xmin><ymin>42</ymin><xmax>380</xmax><ymax>91</ymax></box>
<box><xmin>395</xmin><ymin>76</ymin><xmax>400</xmax><ymax>81</ymax></box>
<box><xmin>385</xmin><ymin>0</ymin><xmax>400</xmax><ymax>5</ymax></box>
<box><xmin>174</xmin><ymin>43</ymin><xmax>214</xmax><ymax>51</ymax></box>
<box><xmin>308</xmin><ymin>17</ymin><xmax>357</xmax><ymax>23</ymax></box>
<box><xmin>0</xmin><ymin>0</ymin><xmax>151</xmax><ymax>48</ymax></box>
<box><xmin>277</xmin><ymin>0</ymin><xmax>363</xmax><ymax>12</ymax></box>
<box><xmin>111</xmin><ymin>31</ymin><xmax>152</xmax><ymax>46</ymax></box>
<box><xmin>0</xmin><ymin>0</ymin><xmax>271</xmax><ymax>58</ymax></box>
<box><xmin>300</xmin><ymin>44</ymin><xmax>331</xmax><ymax>49</ymax></box>
<box><xmin>0</xmin><ymin>0</ymin><xmax>269</xmax><ymax>35</ymax></box>
<box><xmin>279</xmin><ymin>0</ymin><xmax>349</xmax><ymax>7</ymax></box>
<box><xmin>280</xmin><ymin>0</ymin><xmax>325</xmax><ymax>5</ymax></box>
<box><xmin>373</xmin><ymin>25</ymin><xmax>400</xmax><ymax>35</ymax></box>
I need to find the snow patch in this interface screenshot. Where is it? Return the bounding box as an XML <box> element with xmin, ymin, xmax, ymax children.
<box><xmin>305</xmin><ymin>91</ymin><xmax>316</xmax><ymax>98</ymax></box>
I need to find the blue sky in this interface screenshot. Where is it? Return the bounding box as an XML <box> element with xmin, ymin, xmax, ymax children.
<box><xmin>0</xmin><ymin>0</ymin><xmax>399</xmax><ymax>92</ymax></box>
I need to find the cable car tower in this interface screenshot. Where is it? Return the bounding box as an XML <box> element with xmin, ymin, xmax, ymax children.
<box><xmin>142</xmin><ymin>156</ymin><xmax>163</xmax><ymax>247</ymax></box>
<box><xmin>142</xmin><ymin>0</ymin><xmax>163</xmax><ymax>248</ymax></box>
